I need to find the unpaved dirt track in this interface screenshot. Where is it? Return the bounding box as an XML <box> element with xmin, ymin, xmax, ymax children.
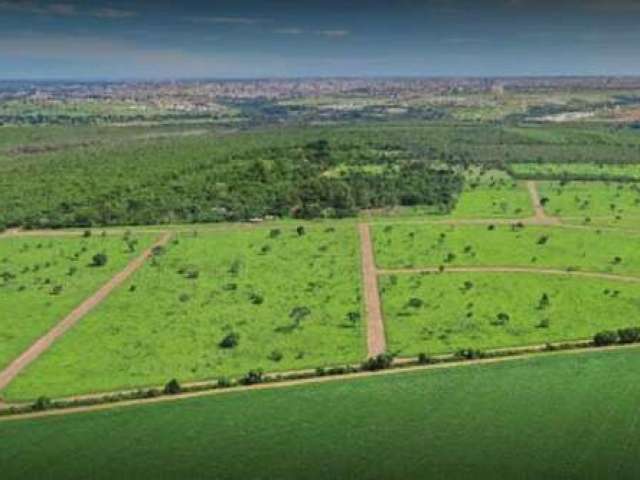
<box><xmin>0</xmin><ymin>233</ymin><xmax>172</xmax><ymax>392</ymax></box>
<box><xmin>378</xmin><ymin>266</ymin><xmax>640</xmax><ymax>283</ymax></box>
<box><xmin>359</xmin><ymin>224</ymin><xmax>386</xmax><ymax>357</ymax></box>
<box><xmin>3</xmin><ymin>342</ymin><xmax>640</xmax><ymax>423</ymax></box>
<box><xmin>527</xmin><ymin>180</ymin><xmax>560</xmax><ymax>225</ymax></box>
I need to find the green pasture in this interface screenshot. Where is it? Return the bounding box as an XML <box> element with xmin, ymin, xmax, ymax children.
<box><xmin>0</xmin><ymin>233</ymin><xmax>154</xmax><ymax>369</ymax></box>
<box><xmin>3</xmin><ymin>226</ymin><xmax>364</xmax><ymax>400</ymax></box>
<box><xmin>380</xmin><ymin>272</ymin><xmax>640</xmax><ymax>355</ymax></box>
<box><xmin>372</xmin><ymin>223</ymin><xmax>640</xmax><ymax>275</ymax></box>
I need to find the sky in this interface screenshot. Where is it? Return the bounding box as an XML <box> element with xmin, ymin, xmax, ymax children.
<box><xmin>1</xmin><ymin>0</ymin><xmax>640</xmax><ymax>79</ymax></box>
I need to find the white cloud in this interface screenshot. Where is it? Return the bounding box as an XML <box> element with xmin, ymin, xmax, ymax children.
<box><xmin>185</xmin><ymin>16</ymin><xmax>269</xmax><ymax>25</ymax></box>
<box><xmin>316</xmin><ymin>29</ymin><xmax>350</xmax><ymax>38</ymax></box>
<box><xmin>0</xmin><ymin>1</ymin><xmax>136</xmax><ymax>18</ymax></box>
<box><xmin>0</xmin><ymin>1</ymin><xmax>76</xmax><ymax>16</ymax></box>
<box><xmin>274</xmin><ymin>28</ymin><xmax>304</xmax><ymax>35</ymax></box>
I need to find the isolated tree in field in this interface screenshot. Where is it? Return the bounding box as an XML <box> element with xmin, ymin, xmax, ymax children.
<box><xmin>289</xmin><ymin>306</ymin><xmax>311</xmax><ymax>326</ymax></box>
<box><xmin>91</xmin><ymin>253</ymin><xmax>108</xmax><ymax>267</ymax></box>
<box><xmin>219</xmin><ymin>332</ymin><xmax>240</xmax><ymax>349</ymax></box>
<box><xmin>538</xmin><ymin>293</ymin><xmax>550</xmax><ymax>310</ymax></box>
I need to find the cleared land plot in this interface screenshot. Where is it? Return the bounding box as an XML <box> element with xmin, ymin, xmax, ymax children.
<box><xmin>510</xmin><ymin>162</ymin><xmax>640</xmax><ymax>181</ymax></box>
<box><xmin>373</xmin><ymin>223</ymin><xmax>640</xmax><ymax>275</ymax></box>
<box><xmin>539</xmin><ymin>181</ymin><xmax>640</xmax><ymax>220</ymax></box>
<box><xmin>380</xmin><ymin>272</ymin><xmax>640</xmax><ymax>356</ymax></box>
<box><xmin>0</xmin><ymin>234</ymin><xmax>153</xmax><ymax>370</ymax></box>
<box><xmin>370</xmin><ymin>169</ymin><xmax>533</xmax><ymax>220</ymax></box>
<box><xmin>4</xmin><ymin>226</ymin><xmax>364</xmax><ymax>400</ymax></box>
<box><xmin>3</xmin><ymin>349</ymin><xmax>640</xmax><ymax>480</ymax></box>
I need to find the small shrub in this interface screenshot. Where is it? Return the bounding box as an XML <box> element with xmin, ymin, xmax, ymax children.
<box><xmin>249</xmin><ymin>293</ymin><xmax>264</xmax><ymax>305</ymax></box>
<box><xmin>91</xmin><ymin>253</ymin><xmax>108</xmax><ymax>267</ymax></box>
<box><xmin>361</xmin><ymin>353</ymin><xmax>394</xmax><ymax>371</ymax></box>
<box><xmin>241</xmin><ymin>370</ymin><xmax>265</xmax><ymax>385</ymax></box>
<box><xmin>454</xmin><ymin>349</ymin><xmax>485</xmax><ymax>360</ymax></box>
<box><xmin>219</xmin><ymin>332</ymin><xmax>240</xmax><ymax>349</ymax></box>
<box><xmin>268</xmin><ymin>350</ymin><xmax>283</xmax><ymax>362</ymax></box>
<box><xmin>32</xmin><ymin>396</ymin><xmax>52</xmax><ymax>411</ymax></box>
<box><xmin>593</xmin><ymin>330</ymin><xmax>619</xmax><ymax>346</ymax></box>
<box><xmin>417</xmin><ymin>353</ymin><xmax>433</xmax><ymax>365</ymax></box>
<box><xmin>618</xmin><ymin>327</ymin><xmax>640</xmax><ymax>344</ymax></box>
<box><xmin>296</xmin><ymin>226</ymin><xmax>306</xmax><ymax>236</ymax></box>
<box><xmin>407</xmin><ymin>298</ymin><xmax>424</xmax><ymax>309</ymax></box>
<box><xmin>164</xmin><ymin>379</ymin><xmax>182</xmax><ymax>395</ymax></box>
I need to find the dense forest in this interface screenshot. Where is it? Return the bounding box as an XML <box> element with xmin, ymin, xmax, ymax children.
<box><xmin>0</xmin><ymin>129</ymin><xmax>464</xmax><ymax>229</ymax></box>
<box><xmin>1</xmin><ymin>122</ymin><xmax>639</xmax><ymax>229</ymax></box>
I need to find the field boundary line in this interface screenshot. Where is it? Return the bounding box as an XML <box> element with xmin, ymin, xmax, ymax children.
<box><xmin>377</xmin><ymin>266</ymin><xmax>640</xmax><ymax>283</ymax></box>
<box><xmin>0</xmin><ymin>232</ymin><xmax>172</xmax><ymax>392</ymax></box>
<box><xmin>2</xmin><ymin>342</ymin><xmax>640</xmax><ymax>423</ymax></box>
<box><xmin>358</xmin><ymin>223</ymin><xmax>386</xmax><ymax>357</ymax></box>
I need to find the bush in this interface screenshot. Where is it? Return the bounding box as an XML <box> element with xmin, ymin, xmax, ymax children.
<box><xmin>91</xmin><ymin>253</ymin><xmax>108</xmax><ymax>267</ymax></box>
<box><xmin>454</xmin><ymin>349</ymin><xmax>485</xmax><ymax>360</ymax></box>
<box><xmin>163</xmin><ymin>379</ymin><xmax>182</xmax><ymax>395</ymax></box>
<box><xmin>593</xmin><ymin>330</ymin><xmax>619</xmax><ymax>346</ymax></box>
<box><xmin>240</xmin><ymin>370</ymin><xmax>265</xmax><ymax>385</ymax></box>
<box><xmin>417</xmin><ymin>353</ymin><xmax>433</xmax><ymax>365</ymax></box>
<box><xmin>32</xmin><ymin>396</ymin><xmax>52</xmax><ymax>411</ymax></box>
<box><xmin>219</xmin><ymin>332</ymin><xmax>239</xmax><ymax>349</ymax></box>
<box><xmin>361</xmin><ymin>353</ymin><xmax>394</xmax><ymax>371</ymax></box>
<box><xmin>617</xmin><ymin>327</ymin><xmax>640</xmax><ymax>344</ymax></box>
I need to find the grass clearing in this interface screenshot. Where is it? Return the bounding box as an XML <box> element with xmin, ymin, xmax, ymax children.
<box><xmin>4</xmin><ymin>225</ymin><xmax>364</xmax><ymax>401</ymax></box>
<box><xmin>369</xmin><ymin>169</ymin><xmax>533</xmax><ymax>220</ymax></box>
<box><xmin>539</xmin><ymin>181</ymin><xmax>640</xmax><ymax>220</ymax></box>
<box><xmin>2</xmin><ymin>348</ymin><xmax>640</xmax><ymax>479</ymax></box>
<box><xmin>0</xmin><ymin>233</ymin><xmax>153</xmax><ymax>370</ymax></box>
<box><xmin>372</xmin><ymin>223</ymin><xmax>640</xmax><ymax>275</ymax></box>
<box><xmin>380</xmin><ymin>272</ymin><xmax>640</xmax><ymax>355</ymax></box>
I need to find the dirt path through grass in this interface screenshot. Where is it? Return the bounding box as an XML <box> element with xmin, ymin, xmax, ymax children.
<box><xmin>527</xmin><ymin>180</ymin><xmax>560</xmax><ymax>225</ymax></box>
<box><xmin>0</xmin><ymin>233</ymin><xmax>172</xmax><ymax>392</ymax></box>
<box><xmin>378</xmin><ymin>266</ymin><xmax>640</xmax><ymax>283</ymax></box>
<box><xmin>359</xmin><ymin>224</ymin><xmax>386</xmax><ymax>357</ymax></box>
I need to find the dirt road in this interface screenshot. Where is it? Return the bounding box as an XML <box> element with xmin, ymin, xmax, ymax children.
<box><xmin>359</xmin><ymin>224</ymin><xmax>386</xmax><ymax>357</ymax></box>
<box><xmin>526</xmin><ymin>180</ymin><xmax>560</xmax><ymax>225</ymax></box>
<box><xmin>0</xmin><ymin>233</ymin><xmax>172</xmax><ymax>392</ymax></box>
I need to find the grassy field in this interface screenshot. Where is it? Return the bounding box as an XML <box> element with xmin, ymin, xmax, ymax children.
<box><xmin>3</xmin><ymin>348</ymin><xmax>640</xmax><ymax>479</ymax></box>
<box><xmin>0</xmin><ymin>233</ymin><xmax>153</xmax><ymax>370</ymax></box>
<box><xmin>3</xmin><ymin>226</ymin><xmax>364</xmax><ymax>401</ymax></box>
<box><xmin>539</xmin><ymin>181</ymin><xmax>640</xmax><ymax>219</ymax></box>
<box><xmin>510</xmin><ymin>162</ymin><xmax>640</xmax><ymax>181</ymax></box>
<box><xmin>380</xmin><ymin>272</ymin><xmax>640</xmax><ymax>355</ymax></box>
<box><xmin>372</xmin><ymin>223</ymin><xmax>640</xmax><ymax>274</ymax></box>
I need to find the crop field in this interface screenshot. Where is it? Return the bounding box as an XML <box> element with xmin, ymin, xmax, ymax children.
<box><xmin>538</xmin><ymin>181</ymin><xmax>640</xmax><ymax>219</ymax></box>
<box><xmin>509</xmin><ymin>162</ymin><xmax>640</xmax><ymax>181</ymax></box>
<box><xmin>372</xmin><ymin>223</ymin><xmax>640</xmax><ymax>274</ymax></box>
<box><xmin>3</xmin><ymin>225</ymin><xmax>364</xmax><ymax>401</ymax></box>
<box><xmin>3</xmin><ymin>348</ymin><xmax>640</xmax><ymax>480</ymax></box>
<box><xmin>380</xmin><ymin>272</ymin><xmax>640</xmax><ymax>355</ymax></box>
<box><xmin>0</xmin><ymin>233</ymin><xmax>153</xmax><ymax>369</ymax></box>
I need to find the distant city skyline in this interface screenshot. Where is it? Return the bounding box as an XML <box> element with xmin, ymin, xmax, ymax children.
<box><xmin>2</xmin><ymin>0</ymin><xmax>640</xmax><ymax>79</ymax></box>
